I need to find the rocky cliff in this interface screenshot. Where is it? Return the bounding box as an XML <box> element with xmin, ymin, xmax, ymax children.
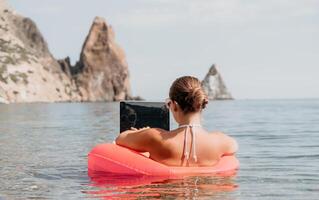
<box><xmin>0</xmin><ymin>0</ymin><xmax>134</xmax><ymax>103</ymax></box>
<box><xmin>201</xmin><ymin>64</ymin><xmax>233</xmax><ymax>100</ymax></box>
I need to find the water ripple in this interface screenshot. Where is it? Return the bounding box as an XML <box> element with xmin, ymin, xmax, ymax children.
<box><xmin>0</xmin><ymin>100</ymin><xmax>318</xmax><ymax>199</ymax></box>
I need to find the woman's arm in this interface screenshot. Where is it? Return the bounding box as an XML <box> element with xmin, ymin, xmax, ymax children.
<box><xmin>222</xmin><ymin>135</ymin><xmax>238</xmax><ymax>156</ymax></box>
<box><xmin>215</xmin><ymin>132</ymin><xmax>238</xmax><ymax>156</ymax></box>
<box><xmin>223</xmin><ymin>136</ymin><xmax>238</xmax><ymax>156</ymax></box>
<box><xmin>115</xmin><ymin>127</ymin><xmax>162</xmax><ymax>152</ymax></box>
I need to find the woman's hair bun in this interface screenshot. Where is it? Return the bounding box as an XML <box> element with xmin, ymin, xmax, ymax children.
<box><xmin>169</xmin><ymin>76</ymin><xmax>208</xmax><ymax>113</ymax></box>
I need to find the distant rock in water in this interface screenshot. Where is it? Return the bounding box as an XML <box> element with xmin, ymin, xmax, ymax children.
<box><xmin>201</xmin><ymin>64</ymin><xmax>233</xmax><ymax>100</ymax></box>
<box><xmin>0</xmin><ymin>0</ymin><xmax>137</xmax><ymax>103</ymax></box>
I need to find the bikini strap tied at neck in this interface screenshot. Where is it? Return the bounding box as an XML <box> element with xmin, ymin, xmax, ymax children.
<box><xmin>179</xmin><ymin>124</ymin><xmax>201</xmax><ymax>163</ymax></box>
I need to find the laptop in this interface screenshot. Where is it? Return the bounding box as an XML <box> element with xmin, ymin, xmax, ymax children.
<box><xmin>120</xmin><ymin>101</ymin><xmax>170</xmax><ymax>132</ymax></box>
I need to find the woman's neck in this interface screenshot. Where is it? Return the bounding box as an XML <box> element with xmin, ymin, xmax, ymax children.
<box><xmin>178</xmin><ymin>112</ymin><xmax>202</xmax><ymax>126</ymax></box>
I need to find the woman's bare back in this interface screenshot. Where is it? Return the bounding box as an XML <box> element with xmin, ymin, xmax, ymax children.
<box><xmin>148</xmin><ymin>127</ymin><xmax>237</xmax><ymax>167</ymax></box>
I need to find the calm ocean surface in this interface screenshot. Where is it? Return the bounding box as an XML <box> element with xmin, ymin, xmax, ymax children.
<box><xmin>0</xmin><ymin>100</ymin><xmax>318</xmax><ymax>199</ymax></box>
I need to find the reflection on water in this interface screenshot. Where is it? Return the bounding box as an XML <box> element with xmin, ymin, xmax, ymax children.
<box><xmin>1</xmin><ymin>100</ymin><xmax>319</xmax><ymax>199</ymax></box>
<box><xmin>85</xmin><ymin>173</ymin><xmax>238</xmax><ymax>199</ymax></box>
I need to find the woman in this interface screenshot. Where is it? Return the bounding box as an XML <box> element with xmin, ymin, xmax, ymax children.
<box><xmin>116</xmin><ymin>76</ymin><xmax>238</xmax><ymax>167</ymax></box>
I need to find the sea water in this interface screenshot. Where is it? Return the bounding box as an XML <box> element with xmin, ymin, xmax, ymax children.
<box><xmin>0</xmin><ymin>100</ymin><xmax>318</xmax><ymax>199</ymax></box>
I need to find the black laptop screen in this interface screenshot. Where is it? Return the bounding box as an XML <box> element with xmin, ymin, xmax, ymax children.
<box><xmin>120</xmin><ymin>102</ymin><xmax>170</xmax><ymax>132</ymax></box>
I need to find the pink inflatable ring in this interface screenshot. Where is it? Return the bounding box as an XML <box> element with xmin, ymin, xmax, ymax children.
<box><xmin>88</xmin><ymin>143</ymin><xmax>239</xmax><ymax>177</ymax></box>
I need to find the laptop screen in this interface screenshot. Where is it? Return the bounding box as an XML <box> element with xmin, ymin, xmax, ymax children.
<box><xmin>120</xmin><ymin>101</ymin><xmax>170</xmax><ymax>133</ymax></box>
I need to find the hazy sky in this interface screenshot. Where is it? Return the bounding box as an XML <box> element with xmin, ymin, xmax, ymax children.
<box><xmin>9</xmin><ymin>0</ymin><xmax>319</xmax><ymax>100</ymax></box>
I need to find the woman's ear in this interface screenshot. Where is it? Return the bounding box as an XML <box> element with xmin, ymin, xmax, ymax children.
<box><xmin>172</xmin><ymin>101</ymin><xmax>178</xmax><ymax>112</ymax></box>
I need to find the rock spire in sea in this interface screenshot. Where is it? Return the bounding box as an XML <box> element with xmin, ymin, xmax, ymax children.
<box><xmin>59</xmin><ymin>16</ymin><xmax>133</xmax><ymax>101</ymax></box>
<box><xmin>201</xmin><ymin>64</ymin><xmax>233</xmax><ymax>100</ymax></box>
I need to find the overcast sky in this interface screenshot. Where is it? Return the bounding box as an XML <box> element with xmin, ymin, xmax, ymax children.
<box><xmin>9</xmin><ymin>0</ymin><xmax>319</xmax><ymax>100</ymax></box>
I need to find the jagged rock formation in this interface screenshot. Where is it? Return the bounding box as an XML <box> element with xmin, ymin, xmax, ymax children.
<box><xmin>201</xmin><ymin>64</ymin><xmax>233</xmax><ymax>100</ymax></box>
<box><xmin>59</xmin><ymin>17</ymin><xmax>132</xmax><ymax>101</ymax></box>
<box><xmin>0</xmin><ymin>0</ymin><xmax>135</xmax><ymax>103</ymax></box>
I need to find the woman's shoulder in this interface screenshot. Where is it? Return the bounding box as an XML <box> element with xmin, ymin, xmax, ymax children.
<box><xmin>208</xmin><ymin>130</ymin><xmax>238</xmax><ymax>154</ymax></box>
<box><xmin>209</xmin><ymin>130</ymin><xmax>233</xmax><ymax>139</ymax></box>
<box><xmin>147</xmin><ymin>127</ymin><xmax>168</xmax><ymax>134</ymax></box>
<box><xmin>143</xmin><ymin>128</ymin><xmax>168</xmax><ymax>140</ymax></box>
<box><xmin>209</xmin><ymin>130</ymin><xmax>236</xmax><ymax>142</ymax></box>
